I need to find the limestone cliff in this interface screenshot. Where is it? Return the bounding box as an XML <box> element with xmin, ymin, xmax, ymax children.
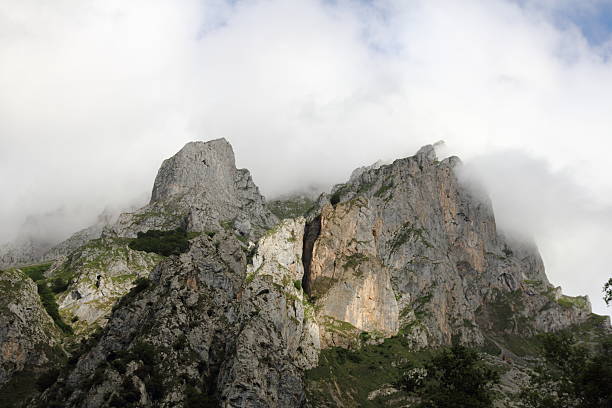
<box><xmin>305</xmin><ymin>145</ymin><xmax>590</xmax><ymax>350</ymax></box>
<box><xmin>0</xmin><ymin>139</ymin><xmax>603</xmax><ymax>408</ymax></box>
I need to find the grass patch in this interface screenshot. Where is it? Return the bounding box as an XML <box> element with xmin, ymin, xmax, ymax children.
<box><xmin>37</xmin><ymin>281</ymin><xmax>73</xmax><ymax>334</ymax></box>
<box><xmin>19</xmin><ymin>262</ymin><xmax>53</xmax><ymax>282</ymax></box>
<box><xmin>557</xmin><ymin>295</ymin><xmax>589</xmax><ymax>310</ymax></box>
<box><xmin>306</xmin><ymin>336</ymin><xmax>432</xmax><ymax>407</ymax></box>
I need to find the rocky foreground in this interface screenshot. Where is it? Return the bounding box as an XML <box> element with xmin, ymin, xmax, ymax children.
<box><xmin>0</xmin><ymin>139</ymin><xmax>609</xmax><ymax>407</ymax></box>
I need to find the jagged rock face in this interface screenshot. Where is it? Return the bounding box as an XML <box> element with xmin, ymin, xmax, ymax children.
<box><xmin>307</xmin><ymin>199</ymin><xmax>399</xmax><ymax>347</ymax></box>
<box><xmin>49</xmin><ymin>238</ymin><xmax>163</xmax><ymax>337</ymax></box>
<box><xmin>220</xmin><ymin>218</ymin><xmax>319</xmax><ymax>407</ymax></box>
<box><xmin>0</xmin><ymin>269</ymin><xmax>63</xmax><ymax>387</ymax></box>
<box><xmin>305</xmin><ymin>145</ymin><xmax>590</xmax><ymax>349</ymax></box>
<box><xmin>108</xmin><ymin>139</ymin><xmax>277</xmax><ymax>240</ymax></box>
<box><xmin>38</xmin><ymin>222</ymin><xmax>319</xmax><ymax>408</ymax></box>
<box><xmin>38</xmin><ymin>233</ymin><xmax>246</xmax><ymax>408</ymax></box>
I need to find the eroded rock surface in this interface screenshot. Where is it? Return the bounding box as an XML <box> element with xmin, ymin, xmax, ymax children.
<box><xmin>0</xmin><ymin>269</ymin><xmax>63</xmax><ymax>389</ymax></box>
<box><xmin>305</xmin><ymin>144</ymin><xmax>591</xmax><ymax>349</ymax></box>
<box><xmin>37</xmin><ymin>221</ymin><xmax>320</xmax><ymax>408</ymax></box>
<box><xmin>107</xmin><ymin>139</ymin><xmax>277</xmax><ymax>240</ymax></box>
<box><xmin>48</xmin><ymin>238</ymin><xmax>163</xmax><ymax>337</ymax></box>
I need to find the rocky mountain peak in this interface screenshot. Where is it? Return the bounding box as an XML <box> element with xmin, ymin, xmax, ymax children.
<box><xmin>150</xmin><ymin>138</ymin><xmax>236</xmax><ymax>204</ymax></box>
<box><xmin>415</xmin><ymin>143</ymin><xmax>437</xmax><ymax>162</ymax></box>
<box><xmin>107</xmin><ymin>139</ymin><xmax>277</xmax><ymax>239</ymax></box>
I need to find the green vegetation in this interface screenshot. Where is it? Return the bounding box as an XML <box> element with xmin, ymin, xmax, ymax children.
<box><xmin>389</xmin><ymin>223</ymin><xmax>433</xmax><ymax>253</ymax></box>
<box><xmin>342</xmin><ymin>253</ymin><xmax>369</xmax><ymax>270</ymax></box>
<box><xmin>357</xmin><ymin>181</ymin><xmax>374</xmax><ymax>194</ymax></box>
<box><xmin>330</xmin><ymin>184</ymin><xmax>352</xmax><ymax>206</ymax></box>
<box><xmin>604</xmin><ymin>278</ymin><xmax>612</xmax><ymax>306</ymax></box>
<box><xmin>129</xmin><ymin>228</ymin><xmax>196</xmax><ymax>256</ymax></box>
<box><xmin>50</xmin><ymin>277</ymin><xmax>69</xmax><ymax>293</ymax></box>
<box><xmin>307</xmin><ymin>335</ymin><xmax>501</xmax><ymax>408</ymax></box>
<box><xmin>19</xmin><ymin>262</ymin><xmax>53</xmax><ymax>281</ymax></box>
<box><xmin>0</xmin><ymin>369</ymin><xmax>40</xmax><ymax>408</ymax></box>
<box><xmin>104</xmin><ymin>341</ymin><xmax>167</xmax><ymax>403</ymax></box>
<box><xmin>398</xmin><ymin>343</ymin><xmax>500</xmax><ymax>408</ymax></box>
<box><xmin>309</xmin><ymin>276</ymin><xmax>339</xmax><ymax>299</ymax></box>
<box><xmin>37</xmin><ymin>282</ymin><xmax>72</xmax><ymax>334</ymax></box>
<box><xmin>374</xmin><ymin>180</ymin><xmax>394</xmax><ymax>198</ymax></box>
<box><xmin>185</xmin><ymin>384</ymin><xmax>218</xmax><ymax>407</ymax></box>
<box><xmin>267</xmin><ymin>196</ymin><xmax>315</xmax><ymax>219</ymax></box>
<box><xmin>293</xmin><ymin>279</ymin><xmax>302</xmax><ymax>291</ymax></box>
<box><xmin>14</xmin><ymin>262</ymin><xmax>73</xmax><ymax>334</ymax></box>
<box><xmin>306</xmin><ymin>336</ymin><xmax>425</xmax><ymax>406</ymax></box>
<box><xmin>518</xmin><ymin>332</ymin><xmax>612</xmax><ymax>408</ymax></box>
<box><xmin>557</xmin><ymin>295</ymin><xmax>589</xmax><ymax>310</ymax></box>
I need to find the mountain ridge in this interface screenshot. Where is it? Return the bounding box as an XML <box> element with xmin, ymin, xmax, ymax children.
<box><xmin>0</xmin><ymin>138</ymin><xmax>609</xmax><ymax>407</ymax></box>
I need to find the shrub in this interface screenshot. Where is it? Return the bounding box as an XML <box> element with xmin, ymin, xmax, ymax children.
<box><xmin>51</xmin><ymin>277</ymin><xmax>69</xmax><ymax>293</ymax></box>
<box><xmin>35</xmin><ymin>368</ymin><xmax>60</xmax><ymax>391</ymax></box>
<box><xmin>185</xmin><ymin>385</ymin><xmax>218</xmax><ymax>408</ymax></box>
<box><xmin>397</xmin><ymin>343</ymin><xmax>500</xmax><ymax>408</ymax></box>
<box><xmin>21</xmin><ymin>263</ymin><xmax>53</xmax><ymax>282</ymax></box>
<box><xmin>518</xmin><ymin>333</ymin><xmax>612</xmax><ymax>408</ymax></box>
<box><xmin>131</xmin><ymin>277</ymin><xmax>150</xmax><ymax>295</ymax></box>
<box><xmin>36</xmin><ymin>282</ymin><xmax>72</xmax><ymax>334</ymax></box>
<box><xmin>128</xmin><ymin>228</ymin><xmax>192</xmax><ymax>256</ymax></box>
<box><xmin>293</xmin><ymin>280</ymin><xmax>302</xmax><ymax>291</ymax></box>
<box><xmin>132</xmin><ymin>342</ymin><xmax>156</xmax><ymax>366</ymax></box>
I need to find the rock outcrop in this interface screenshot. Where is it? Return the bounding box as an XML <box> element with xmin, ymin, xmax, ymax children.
<box><xmin>0</xmin><ymin>269</ymin><xmax>64</xmax><ymax>403</ymax></box>
<box><xmin>304</xmin><ymin>145</ymin><xmax>590</xmax><ymax>349</ymax></box>
<box><xmin>49</xmin><ymin>238</ymin><xmax>163</xmax><ymax>337</ymax></box>
<box><xmin>107</xmin><ymin>139</ymin><xmax>277</xmax><ymax>240</ymax></box>
<box><xmin>37</xmin><ymin>221</ymin><xmax>320</xmax><ymax>408</ymax></box>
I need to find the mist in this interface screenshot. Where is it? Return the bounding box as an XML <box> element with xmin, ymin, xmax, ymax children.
<box><xmin>1</xmin><ymin>0</ymin><xmax>611</xmax><ymax>314</ymax></box>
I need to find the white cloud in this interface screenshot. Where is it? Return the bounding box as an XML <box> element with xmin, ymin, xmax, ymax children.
<box><xmin>1</xmin><ymin>0</ymin><xmax>611</xmax><ymax>313</ymax></box>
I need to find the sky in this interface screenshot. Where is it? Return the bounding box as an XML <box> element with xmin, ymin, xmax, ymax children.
<box><xmin>1</xmin><ymin>0</ymin><xmax>612</xmax><ymax>315</ymax></box>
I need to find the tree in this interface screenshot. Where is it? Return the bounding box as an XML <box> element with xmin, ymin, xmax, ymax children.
<box><xmin>518</xmin><ymin>333</ymin><xmax>612</xmax><ymax>408</ymax></box>
<box><xmin>398</xmin><ymin>343</ymin><xmax>500</xmax><ymax>408</ymax></box>
<box><xmin>604</xmin><ymin>278</ymin><xmax>612</xmax><ymax>306</ymax></box>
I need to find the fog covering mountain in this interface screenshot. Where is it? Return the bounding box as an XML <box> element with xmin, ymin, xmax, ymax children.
<box><xmin>0</xmin><ymin>139</ymin><xmax>609</xmax><ymax>407</ymax></box>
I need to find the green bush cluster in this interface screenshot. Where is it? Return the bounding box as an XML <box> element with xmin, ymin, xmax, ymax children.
<box><xmin>128</xmin><ymin>228</ymin><xmax>193</xmax><ymax>256</ymax></box>
<box><xmin>518</xmin><ymin>332</ymin><xmax>612</xmax><ymax>407</ymax></box>
<box><xmin>20</xmin><ymin>263</ymin><xmax>53</xmax><ymax>281</ymax></box>
<box><xmin>36</xmin><ymin>282</ymin><xmax>72</xmax><ymax>334</ymax></box>
<box><xmin>397</xmin><ymin>343</ymin><xmax>500</xmax><ymax>408</ymax></box>
<box><xmin>105</xmin><ymin>341</ymin><xmax>166</xmax><ymax>403</ymax></box>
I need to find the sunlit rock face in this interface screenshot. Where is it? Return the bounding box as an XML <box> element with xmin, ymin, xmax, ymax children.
<box><xmin>308</xmin><ymin>199</ymin><xmax>399</xmax><ymax>347</ymax></box>
<box><xmin>305</xmin><ymin>144</ymin><xmax>590</xmax><ymax>349</ymax></box>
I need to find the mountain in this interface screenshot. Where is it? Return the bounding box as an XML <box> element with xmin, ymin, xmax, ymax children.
<box><xmin>0</xmin><ymin>139</ymin><xmax>609</xmax><ymax>408</ymax></box>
